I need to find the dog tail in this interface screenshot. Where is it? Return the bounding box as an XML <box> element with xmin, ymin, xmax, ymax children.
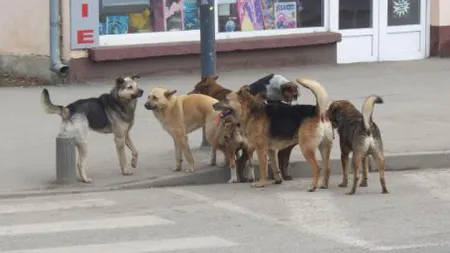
<box><xmin>362</xmin><ymin>95</ymin><xmax>383</xmax><ymax>131</ymax></box>
<box><xmin>295</xmin><ymin>77</ymin><xmax>328</xmax><ymax>121</ymax></box>
<box><xmin>41</xmin><ymin>89</ymin><xmax>70</xmax><ymax>120</ymax></box>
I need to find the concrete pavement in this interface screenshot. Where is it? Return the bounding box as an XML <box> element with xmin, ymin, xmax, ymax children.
<box><xmin>1</xmin><ymin>58</ymin><xmax>450</xmax><ymax>196</ymax></box>
<box><xmin>1</xmin><ymin>169</ymin><xmax>450</xmax><ymax>252</ymax></box>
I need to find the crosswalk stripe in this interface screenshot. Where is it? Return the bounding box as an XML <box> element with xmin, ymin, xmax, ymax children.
<box><xmin>1</xmin><ymin>236</ymin><xmax>238</xmax><ymax>253</ymax></box>
<box><xmin>0</xmin><ymin>199</ymin><xmax>116</xmax><ymax>214</ymax></box>
<box><xmin>0</xmin><ymin>215</ymin><xmax>174</xmax><ymax>236</ymax></box>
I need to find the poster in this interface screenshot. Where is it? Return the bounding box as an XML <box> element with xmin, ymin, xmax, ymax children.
<box><xmin>274</xmin><ymin>2</ymin><xmax>296</xmax><ymax>29</ymax></box>
<box><xmin>164</xmin><ymin>0</ymin><xmax>184</xmax><ymax>31</ymax></box>
<box><xmin>237</xmin><ymin>0</ymin><xmax>264</xmax><ymax>31</ymax></box>
<box><xmin>183</xmin><ymin>0</ymin><xmax>200</xmax><ymax>30</ymax></box>
<box><xmin>106</xmin><ymin>15</ymin><xmax>129</xmax><ymax>34</ymax></box>
<box><xmin>260</xmin><ymin>0</ymin><xmax>276</xmax><ymax>30</ymax></box>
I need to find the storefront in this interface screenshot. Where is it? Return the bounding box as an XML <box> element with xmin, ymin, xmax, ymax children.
<box><xmin>65</xmin><ymin>0</ymin><xmax>430</xmax><ymax>81</ymax></box>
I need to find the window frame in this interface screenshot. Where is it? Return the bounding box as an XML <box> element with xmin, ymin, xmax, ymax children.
<box><xmin>99</xmin><ymin>0</ymin><xmax>329</xmax><ymax>47</ymax></box>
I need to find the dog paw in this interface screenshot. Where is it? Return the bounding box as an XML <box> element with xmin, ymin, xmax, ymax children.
<box><xmin>131</xmin><ymin>156</ymin><xmax>138</xmax><ymax>168</ymax></box>
<box><xmin>382</xmin><ymin>189</ymin><xmax>389</xmax><ymax>194</ymax></box>
<box><xmin>184</xmin><ymin>167</ymin><xmax>196</xmax><ymax>173</ymax></box>
<box><xmin>345</xmin><ymin>191</ymin><xmax>355</xmax><ymax>195</ymax></box>
<box><xmin>228</xmin><ymin>178</ymin><xmax>238</xmax><ymax>184</ymax></box>
<box><xmin>283</xmin><ymin>175</ymin><xmax>293</xmax><ymax>181</ymax></box>
<box><xmin>359</xmin><ymin>181</ymin><xmax>368</xmax><ymax>187</ymax></box>
<box><xmin>320</xmin><ymin>184</ymin><xmax>328</xmax><ymax>189</ymax></box>
<box><xmin>173</xmin><ymin>166</ymin><xmax>182</xmax><ymax>172</ymax></box>
<box><xmin>273</xmin><ymin>179</ymin><xmax>283</xmax><ymax>185</ymax></box>
<box><xmin>338</xmin><ymin>182</ymin><xmax>348</xmax><ymax>188</ymax></box>
<box><xmin>307</xmin><ymin>186</ymin><xmax>317</xmax><ymax>192</ymax></box>
<box><xmin>122</xmin><ymin>170</ymin><xmax>133</xmax><ymax>176</ymax></box>
<box><xmin>251</xmin><ymin>181</ymin><xmax>266</xmax><ymax>188</ymax></box>
<box><xmin>82</xmin><ymin>178</ymin><xmax>93</xmax><ymax>184</ymax></box>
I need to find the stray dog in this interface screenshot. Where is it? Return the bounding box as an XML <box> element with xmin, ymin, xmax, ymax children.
<box><xmin>41</xmin><ymin>75</ymin><xmax>144</xmax><ymax>183</ymax></box>
<box><xmin>144</xmin><ymin>87</ymin><xmax>220</xmax><ymax>173</ymax></box>
<box><xmin>247</xmin><ymin>74</ymin><xmax>300</xmax><ymax>104</ymax></box>
<box><xmin>210</xmin><ymin>109</ymin><xmax>255</xmax><ymax>183</ymax></box>
<box><xmin>213</xmin><ymin>78</ymin><xmax>334</xmax><ymax>191</ymax></box>
<box><xmin>191</xmin><ymin>75</ymin><xmax>295</xmax><ymax>180</ymax></box>
<box><xmin>327</xmin><ymin>95</ymin><xmax>389</xmax><ymax>195</ymax></box>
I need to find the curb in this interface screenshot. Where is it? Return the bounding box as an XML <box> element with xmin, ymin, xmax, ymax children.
<box><xmin>1</xmin><ymin>151</ymin><xmax>449</xmax><ymax>199</ymax></box>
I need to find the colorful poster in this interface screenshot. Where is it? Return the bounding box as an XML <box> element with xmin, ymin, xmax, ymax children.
<box><xmin>164</xmin><ymin>0</ymin><xmax>184</xmax><ymax>31</ymax></box>
<box><xmin>106</xmin><ymin>15</ymin><xmax>129</xmax><ymax>34</ymax></box>
<box><xmin>183</xmin><ymin>0</ymin><xmax>199</xmax><ymax>30</ymax></box>
<box><xmin>237</xmin><ymin>0</ymin><xmax>264</xmax><ymax>31</ymax></box>
<box><xmin>274</xmin><ymin>2</ymin><xmax>296</xmax><ymax>29</ymax></box>
<box><xmin>128</xmin><ymin>8</ymin><xmax>152</xmax><ymax>33</ymax></box>
<box><xmin>260</xmin><ymin>0</ymin><xmax>276</xmax><ymax>30</ymax></box>
<box><xmin>218</xmin><ymin>3</ymin><xmax>241</xmax><ymax>32</ymax></box>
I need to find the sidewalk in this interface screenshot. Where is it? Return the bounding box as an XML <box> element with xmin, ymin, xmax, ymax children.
<box><xmin>1</xmin><ymin>58</ymin><xmax>450</xmax><ymax>197</ymax></box>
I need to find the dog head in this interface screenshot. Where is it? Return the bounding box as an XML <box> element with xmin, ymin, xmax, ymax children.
<box><xmin>327</xmin><ymin>100</ymin><xmax>359</xmax><ymax>128</ymax></box>
<box><xmin>280</xmin><ymin>82</ymin><xmax>299</xmax><ymax>103</ymax></box>
<box><xmin>144</xmin><ymin>87</ymin><xmax>177</xmax><ymax>110</ymax></box>
<box><xmin>188</xmin><ymin>76</ymin><xmax>219</xmax><ymax>95</ymax></box>
<box><xmin>212</xmin><ymin>85</ymin><xmax>265</xmax><ymax>122</ymax></box>
<box><xmin>114</xmin><ymin>75</ymin><xmax>144</xmax><ymax>101</ymax></box>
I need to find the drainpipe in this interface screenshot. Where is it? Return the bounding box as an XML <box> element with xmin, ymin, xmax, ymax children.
<box><xmin>50</xmin><ymin>0</ymin><xmax>68</xmax><ymax>76</ymax></box>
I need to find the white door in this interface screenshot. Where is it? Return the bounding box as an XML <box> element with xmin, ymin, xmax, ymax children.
<box><xmin>379</xmin><ymin>0</ymin><xmax>427</xmax><ymax>61</ymax></box>
<box><xmin>331</xmin><ymin>0</ymin><xmax>379</xmax><ymax>64</ymax></box>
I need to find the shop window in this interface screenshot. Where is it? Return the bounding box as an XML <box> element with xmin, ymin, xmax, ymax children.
<box><xmin>388</xmin><ymin>0</ymin><xmax>420</xmax><ymax>26</ymax></box>
<box><xmin>99</xmin><ymin>0</ymin><xmax>200</xmax><ymax>35</ymax></box>
<box><xmin>217</xmin><ymin>0</ymin><xmax>324</xmax><ymax>33</ymax></box>
<box><xmin>338</xmin><ymin>0</ymin><xmax>372</xmax><ymax>30</ymax></box>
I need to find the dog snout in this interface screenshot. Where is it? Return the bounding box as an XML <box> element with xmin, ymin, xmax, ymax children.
<box><xmin>144</xmin><ymin>102</ymin><xmax>156</xmax><ymax>110</ymax></box>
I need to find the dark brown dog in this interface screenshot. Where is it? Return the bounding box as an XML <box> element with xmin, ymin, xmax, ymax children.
<box><xmin>327</xmin><ymin>96</ymin><xmax>389</xmax><ymax>195</ymax></box>
<box><xmin>213</xmin><ymin>78</ymin><xmax>334</xmax><ymax>191</ymax></box>
<box><xmin>189</xmin><ymin>75</ymin><xmax>295</xmax><ymax>181</ymax></box>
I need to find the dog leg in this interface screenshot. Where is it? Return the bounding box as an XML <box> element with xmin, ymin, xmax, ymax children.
<box><xmin>301</xmin><ymin>147</ymin><xmax>321</xmax><ymax>192</ymax></box>
<box><xmin>179</xmin><ymin>136</ymin><xmax>196</xmax><ymax>173</ymax></box>
<box><xmin>228</xmin><ymin>154</ymin><xmax>238</xmax><ymax>183</ymax></box>
<box><xmin>278</xmin><ymin>145</ymin><xmax>294</xmax><ymax>180</ymax></box>
<box><xmin>360</xmin><ymin>156</ymin><xmax>370</xmax><ymax>187</ymax></box>
<box><xmin>268</xmin><ymin>150</ymin><xmax>283</xmax><ymax>184</ymax></box>
<box><xmin>76</xmin><ymin>141</ymin><xmax>92</xmax><ymax>183</ymax></box>
<box><xmin>172</xmin><ymin>138</ymin><xmax>182</xmax><ymax>171</ymax></box>
<box><xmin>346</xmin><ymin>153</ymin><xmax>362</xmax><ymax>195</ymax></box>
<box><xmin>374</xmin><ymin>151</ymin><xmax>389</xmax><ymax>194</ymax></box>
<box><xmin>339</xmin><ymin>152</ymin><xmax>350</xmax><ymax>187</ymax></box>
<box><xmin>210</xmin><ymin>146</ymin><xmax>217</xmax><ymax>166</ymax></box>
<box><xmin>252</xmin><ymin>148</ymin><xmax>268</xmax><ymax>188</ymax></box>
<box><xmin>319</xmin><ymin>142</ymin><xmax>332</xmax><ymax>189</ymax></box>
<box><xmin>246</xmin><ymin>151</ymin><xmax>255</xmax><ymax>183</ymax></box>
<box><xmin>114</xmin><ymin>136</ymin><xmax>132</xmax><ymax>176</ymax></box>
<box><xmin>125</xmin><ymin>133</ymin><xmax>138</xmax><ymax>169</ymax></box>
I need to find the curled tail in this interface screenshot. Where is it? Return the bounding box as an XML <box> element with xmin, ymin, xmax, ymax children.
<box><xmin>295</xmin><ymin>77</ymin><xmax>328</xmax><ymax>121</ymax></box>
<box><xmin>362</xmin><ymin>95</ymin><xmax>383</xmax><ymax>131</ymax></box>
<box><xmin>41</xmin><ymin>89</ymin><xmax>70</xmax><ymax>120</ymax></box>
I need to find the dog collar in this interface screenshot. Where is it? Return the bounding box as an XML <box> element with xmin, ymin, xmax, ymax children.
<box><xmin>216</xmin><ymin>109</ymin><xmax>233</xmax><ymax>125</ymax></box>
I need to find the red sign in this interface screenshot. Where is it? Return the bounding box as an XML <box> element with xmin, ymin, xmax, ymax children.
<box><xmin>82</xmin><ymin>3</ymin><xmax>89</xmax><ymax>18</ymax></box>
<box><xmin>77</xmin><ymin>30</ymin><xmax>94</xmax><ymax>44</ymax></box>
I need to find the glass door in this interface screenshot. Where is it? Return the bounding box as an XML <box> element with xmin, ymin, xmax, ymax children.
<box><xmin>379</xmin><ymin>0</ymin><xmax>427</xmax><ymax>61</ymax></box>
<box><xmin>331</xmin><ymin>0</ymin><xmax>379</xmax><ymax>63</ymax></box>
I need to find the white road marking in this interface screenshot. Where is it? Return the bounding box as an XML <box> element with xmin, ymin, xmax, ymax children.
<box><xmin>278</xmin><ymin>191</ymin><xmax>376</xmax><ymax>249</ymax></box>
<box><xmin>371</xmin><ymin>241</ymin><xmax>450</xmax><ymax>251</ymax></box>
<box><xmin>0</xmin><ymin>215</ymin><xmax>174</xmax><ymax>236</ymax></box>
<box><xmin>2</xmin><ymin>236</ymin><xmax>237</xmax><ymax>253</ymax></box>
<box><xmin>0</xmin><ymin>198</ymin><xmax>116</xmax><ymax>214</ymax></box>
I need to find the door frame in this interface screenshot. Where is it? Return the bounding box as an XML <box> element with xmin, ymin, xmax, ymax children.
<box><xmin>378</xmin><ymin>0</ymin><xmax>428</xmax><ymax>61</ymax></box>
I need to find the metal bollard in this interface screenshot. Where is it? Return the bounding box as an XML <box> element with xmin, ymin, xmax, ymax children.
<box><xmin>55</xmin><ymin>131</ymin><xmax>77</xmax><ymax>184</ymax></box>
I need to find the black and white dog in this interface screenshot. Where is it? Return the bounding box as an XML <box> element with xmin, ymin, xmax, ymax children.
<box><xmin>247</xmin><ymin>74</ymin><xmax>300</xmax><ymax>104</ymax></box>
<box><xmin>40</xmin><ymin>76</ymin><xmax>144</xmax><ymax>183</ymax></box>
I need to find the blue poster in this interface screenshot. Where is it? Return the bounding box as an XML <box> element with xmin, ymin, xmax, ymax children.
<box><xmin>183</xmin><ymin>0</ymin><xmax>200</xmax><ymax>30</ymax></box>
<box><xmin>106</xmin><ymin>15</ymin><xmax>129</xmax><ymax>34</ymax></box>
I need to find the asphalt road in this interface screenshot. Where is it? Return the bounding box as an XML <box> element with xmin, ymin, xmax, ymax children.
<box><xmin>1</xmin><ymin>168</ymin><xmax>450</xmax><ymax>253</ymax></box>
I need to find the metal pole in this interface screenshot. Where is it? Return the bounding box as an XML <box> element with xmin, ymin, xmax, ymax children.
<box><xmin>56</xmin><ymin>132</ymin><xmax>77</xmax><ymax>184</ymax></box>
<box><xmin>199</xmin><ymin>0</ymin><xmax>216</xmax><ymax>147</ymax></box>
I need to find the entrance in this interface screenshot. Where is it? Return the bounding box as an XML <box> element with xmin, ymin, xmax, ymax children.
<box><xmin>331</xmin><ymin>0</ymin><xmax>428</xmax><ymax>63</ymax></box>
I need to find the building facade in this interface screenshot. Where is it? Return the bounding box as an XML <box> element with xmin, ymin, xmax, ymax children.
<box><xmin>0</xmin><ymin>0</ymin><xmax>448</xmax><ymax>83</ymax></box>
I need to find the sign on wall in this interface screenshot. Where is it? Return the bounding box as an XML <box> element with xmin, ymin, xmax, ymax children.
<box><xmin>70</xmin><ymin>0</ymin><xmax>100</xmax><ymax>49</ymax></box>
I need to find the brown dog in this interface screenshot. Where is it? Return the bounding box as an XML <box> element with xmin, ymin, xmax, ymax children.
<box><xmin>209</xmin><ymin>109</ymin><xmax>255</xmax><ymax>183</ymax></box>
<box><xmin>327</xmin><ymin>96</ymin><xmax>388</xmax><ymax>195</ymax></box>
<box><xmin>190</xmin><ymin>75</ymin><xmax>295</xmax><ymax>181</ymax></box>
<box><xmin>213</xmin><ymin>78</ymin><xmax>334</xmax><ymax>191</ymax></box>
<box><xmin>144</xmin><ymin>87</ymin><xmax>220</xmax><ymax>173</ymax></box>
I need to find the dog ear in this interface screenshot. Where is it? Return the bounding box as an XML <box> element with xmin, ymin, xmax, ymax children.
<box><xmin>131</xmin><ymin>74</ymin><xmax>140</xmax><ymax>80</ymax></box>
<box><xmin>164</xmin><ymin>89</ymin><xmax>177</xmax><ymax>98</ymax></box>
<box><xmin>115</xmin><ymin>77</ymin><xmax>125</xmax><ymax>87</ymax></box>
<box><xmin>214</xmin><ymin>75</ymin><xmax>219</xmax><ymax>80</ymax></box>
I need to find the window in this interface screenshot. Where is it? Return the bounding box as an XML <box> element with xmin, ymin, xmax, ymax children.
<box><xmin>338</xmin><ymin>0</ymin><xmax>372</xmax><ymax>30</ymax></box>
<box><xmin>217</xmin><ymin>0</ymin><xmax>324</xmax><ymax>33</ymax></box>
<box><xmin>98</xmin><ymin>0</ymin><xmax>200</xmax><ymax>35</ymax></box>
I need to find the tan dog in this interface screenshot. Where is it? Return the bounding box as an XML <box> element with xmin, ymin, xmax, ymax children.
<box><xmin>213</xmin><ymin>78</ymin><xmax>334</xmax><ymax>191</ymax></box>
<box><xmin>144</xmin><ymin>87</ymin><xmax>220</xmax><ymax>173</ymax></box>
<box><xmin>327</xmin><ymin>96</ymin><xmax>388</xmax><ymax>195</ymax></box>
<box><xmin>209</xmin><ymin>109</ymin><xmax>255</xmax><ymax>183</ymax></box>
